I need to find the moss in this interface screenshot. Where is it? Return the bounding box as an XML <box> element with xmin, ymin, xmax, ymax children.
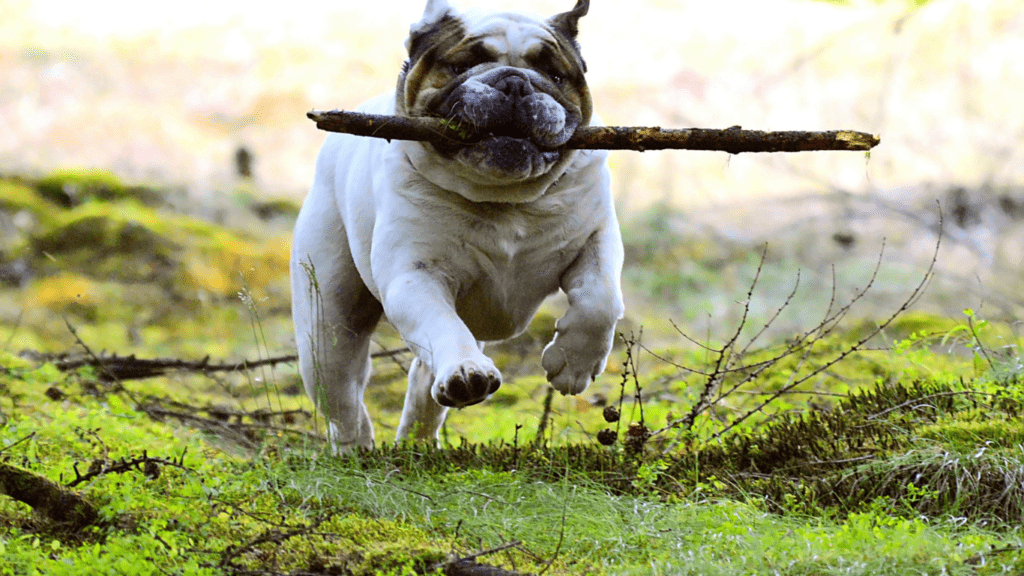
<box><xmin>652</xmin><ymin>376</ymin><xmax>1024</xmax><ymax>522</ymax></box>
<box><xmin>30</xmin><ymin>208</ymin><xmax>179</xmax><ymax>286</ymax></box>
<box><xmin>182</xmin><ymin>232</ymin><xmax>291</xmax><ymax>299</ymax></box>
<box><xmin>918</xmin><ymin>416</ymin><xmax>1024</xmax><ymax>450</ymax></box>
<box><xmin>36</xmin><ymin>169</ymin><xmax>128</xmax><ymax>207</ymax></box>
<box><xmin>0</xmin><ymin>179</ymin><xmax>59</xmax><ymax>225</ymax></box>
<box><xmin>24</xmin><ymin>200</ymin><xmax>291</xmax><ymax>301</ymax></box>
<box><xmin>27</xmin><ymin>272</ymin><xmax>103</xmax><ymax>320</ymax></box>
<box><xmin>882</xmin><ymin>311</ymin><xmax>963</xmax><ymax>338</ymax></box>
<box><xmin>35</xmin><ymin>202</ymin><xmax>171</xmax><ymax>249</ymax></box>
<box><xmin>356</xmin><ymin>544</ymin><xmax>446</xmax><ymax>576</ymax></box>
<box><xmin>317</xmin><ymin>516</ymin><xmax>446</xmax><ymax>576</ymax></box>
<box><xmin>250</xmin><ymin>198</ymin><xmax>301</xmax><ymax>221</ymax></box>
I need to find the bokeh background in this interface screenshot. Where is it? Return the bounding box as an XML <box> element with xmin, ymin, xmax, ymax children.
<box><xmin>2</xmin><ymin>0</ymin><xmax>1023</xmax><ymax>343</ymax></box>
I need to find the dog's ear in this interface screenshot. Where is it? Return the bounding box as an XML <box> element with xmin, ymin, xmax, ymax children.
<box><xmin>548</xmin><ymin>0</ymin><xmax>589</xmax><ymax>40</ymax></box>
<box><xmin>406</xmin><ymin>0</ymin><xmax>455</xmax><ymax>53</ymax></box>
<box><xmin>417</xmin><ymin>0</ymin><xmax>453</xmax><ymax>26</ymax></box>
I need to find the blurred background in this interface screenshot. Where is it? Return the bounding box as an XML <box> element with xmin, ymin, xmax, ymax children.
<box><xmin>2</xmin><ymin>0</ymin><xmax>1023</xmax><ymax>349</ymax></box>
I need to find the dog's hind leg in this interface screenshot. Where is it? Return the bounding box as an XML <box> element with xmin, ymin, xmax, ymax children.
<box><xmin>395</xmin><ymin>356</ymin><xmax>449</xmax><ymax>445</ymax></box>
<box><xmin>291</xmin><ymin>200</ymin><xmax>382</xmax><ymax>453</ymax></box>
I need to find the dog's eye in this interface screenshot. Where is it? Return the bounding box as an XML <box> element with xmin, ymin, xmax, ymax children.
<box><xmin>540</xmin><ymin>66</ymin><xmax>565</xmax><ymax>86</ymax></box>
<box><xmin>449</xmin><ymin>63</ymin><xmax>471</xmax><ymax>76</ymax></box>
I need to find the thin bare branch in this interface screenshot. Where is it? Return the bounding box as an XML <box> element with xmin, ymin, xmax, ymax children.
<box><xmin>708</xmin><ymin>218</ymin><xmax>940</xmax><ymax>441</ymax></box>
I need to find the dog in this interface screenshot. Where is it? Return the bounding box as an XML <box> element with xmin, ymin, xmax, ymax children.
<box><xmin>291</xmin><ymin>0</ymin><xmax>623</xmax><ymax>452</ymax></box>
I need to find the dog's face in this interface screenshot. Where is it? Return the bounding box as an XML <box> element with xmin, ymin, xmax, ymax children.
<box><xmin>396</xmin><ymin>0</ymin><xmax>593</xmax><ymax>202</ymax></box>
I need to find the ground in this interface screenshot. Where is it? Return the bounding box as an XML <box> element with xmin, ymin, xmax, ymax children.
<box><xmin>1</xmin><ymin>171</ymin><xmax>1023</xmax><ymax>575</ymax></box>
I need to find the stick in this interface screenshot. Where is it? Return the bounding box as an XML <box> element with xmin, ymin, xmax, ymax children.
<box><xmin>307</xmin><ymin>109</ymin><xmax>880</xmax><ymax>153</ymax></box>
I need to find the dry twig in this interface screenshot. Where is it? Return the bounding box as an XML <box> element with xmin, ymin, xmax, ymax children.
<box><xmin>26</xmin><ymin>348</ymin><xmax>407</xmax><ymax>382</ymax></box>
<box><xmin>307</xmin><ymin>110</ymin><xmax>880</xmax><ymax>153</ymax></box>
<box><xmin>650</xmin><ymin>205</ymin><xmax>944</xmax><ymax>447</ymax></box>
<box><xmin>64</xmin><ymin>449</ymin><xmax>191</xmax><ymax>488</ymax></box>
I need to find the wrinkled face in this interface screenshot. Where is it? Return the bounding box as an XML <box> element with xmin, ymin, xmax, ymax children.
<box><xmin>396</xmin><ymin>1</ymin><xmax>592</xmax><ymax>200</ymax></box>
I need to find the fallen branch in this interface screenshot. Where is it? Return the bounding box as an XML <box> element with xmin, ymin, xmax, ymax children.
<box><xmin>139</xmin><ymin>402</ymin><xmax>325</xmax><ymax>447</ymax></box>
<box><xmin>435</xmin><ymin>541</ymin><xmax>529</xmax><ymax>576</ymax></box>
<box><xmin>0</xmin><ymin>460</ymin><xmax>98</xmax><ymax>527</ymax></box>
<box><xmin>307</xmin><ymin>110</ymin><xmax>880</xmax><ymax>153</ymax></box>
<box><xmin>24</xmin><ymin>348</ymin><xmax>408</xmax><ymax>382</ymax></box>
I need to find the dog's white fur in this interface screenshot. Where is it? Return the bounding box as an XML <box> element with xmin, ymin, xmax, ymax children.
<box><xmin>291</xmin><ymin>0</ymin><xmax>623</xmax><ymax>452</ymax></box>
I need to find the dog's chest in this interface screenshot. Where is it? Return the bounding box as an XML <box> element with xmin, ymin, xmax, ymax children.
<box><xmin>446</xmin><ymin>201</ymin><xmax>590</xmax><ymax>340</ymax></box>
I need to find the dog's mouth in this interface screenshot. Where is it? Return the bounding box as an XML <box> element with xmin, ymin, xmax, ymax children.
<box><xmin>420</xmin><ymin>67</ymin><xmax>582</xmax><ymax>182</ymax></box>
<box><xmin>432</xmin><ymin>119</ymin><xmax>555</xmax><ymax>149</ymax></box>
<box><xmin>431</xmin><ymin>120</ymin><xmax>563</xmax><ymax>170</ymax></box>
<box><xmin>426</xmin><ymin>117</ymin><xmax>569</xmax><ymax>182</ymax></box>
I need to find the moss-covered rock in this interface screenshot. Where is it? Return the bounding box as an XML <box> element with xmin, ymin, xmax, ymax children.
<box><xmin>24</xmin><ymin>199</ymin><xmax>290</xmax><ymax>301</ymax></box>
<box><xmin>0</xmin><ymin>179</ymin><xmax>58</xmax><ymax>224</ymax></box>
<box><xmin>29</xmin><ymin>205</ymin><xmax>179</xmax><ymax>285</ymax></box>
<box><xmin>36</xmin><ymin>169</ymin><xmax>130</xmax><ymax>207</ymax></box>
<box><xmin>250</xmin><ymin>197</ymin><xmax>301</xmax><ymax>221</ymax></box>
<box><xmin>27</xmin><ymin>272</ymin><xmax>104</xmax><ymax>320</ymax></box>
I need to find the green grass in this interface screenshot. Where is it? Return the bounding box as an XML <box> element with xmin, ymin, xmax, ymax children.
<box><xmin>3</xmin><ymin>343</ymin><xmax>1023</xmax><ymax>575</ymax></box>
<box><xmin>2</xmin><ymin>174</ymin><xmax>1024</xmax><ymax>574</ymax></box>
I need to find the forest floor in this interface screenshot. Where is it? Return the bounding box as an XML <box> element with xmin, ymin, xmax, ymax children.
<box><xmin>1</xmin><ymin>171</ymin><xmax>1023</xmax><ymax>575</ymax></box>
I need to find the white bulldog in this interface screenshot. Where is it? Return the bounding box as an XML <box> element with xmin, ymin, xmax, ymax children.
<box><xmin>291</xmin><ymin>0</ymin><xmax>623</xmax><ymax>452</ymax></box>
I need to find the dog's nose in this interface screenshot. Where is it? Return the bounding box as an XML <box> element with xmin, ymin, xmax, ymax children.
<box><xmin>493</xmin><ymin>70</ymin><xmax>535</xmax><ymax>100</ymax></box>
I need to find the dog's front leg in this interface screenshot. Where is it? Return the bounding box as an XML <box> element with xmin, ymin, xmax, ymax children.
<box><xmin>542</xmin><ymin>222</ymin><xmax>625</xmax><ymax>395</ymax></box>
<box><xmin>382</xmin><ymin>271</ymin><xmax>502</xmax><ymax>435</ymax></box>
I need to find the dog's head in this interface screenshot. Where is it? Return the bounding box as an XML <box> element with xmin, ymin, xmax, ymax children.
<box><xmin>396</xmin><ymin>0</ymin><xmax>593</xmax><ymax>202</ymax></box>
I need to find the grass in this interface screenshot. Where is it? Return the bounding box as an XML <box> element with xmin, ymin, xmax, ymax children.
<box><xmin>2</xmin><ymin>387</ymin><xmax>1022</xmax><ymax>575</ymax></box>
<box><xmin>3</xmin><ymin>338</ymin><xmax>1024</xmax><ymax>575</ymax></box>
<box><xmin>2</xmin><ymin>172</ymin><xmax>1024</xmax><ymax>574</ymax></box>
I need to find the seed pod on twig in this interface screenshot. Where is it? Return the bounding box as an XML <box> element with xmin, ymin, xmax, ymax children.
<box><xmin>602</xmin><ymin>405</ymin><xmax>620</xmax><ymax>423</ymax></box>
<box><xmin>596</xmin><ymin>429</ymin><xmax>617</xmax><ymax>446</ymax></box>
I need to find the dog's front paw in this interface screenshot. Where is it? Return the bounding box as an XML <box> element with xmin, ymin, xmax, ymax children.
<box><xmin>541</xmin><ymin>323</ymin><xmax>615</xmax><ymax>396</ymax></box>
<box><xmin>432</xmin><ymin>358</ymin><xmax>502</xmax><ymax>408</ymax></box>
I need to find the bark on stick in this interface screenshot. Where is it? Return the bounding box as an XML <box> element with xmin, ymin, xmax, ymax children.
<box><xmin>307</xmin><ymin>109</ymin><xmax>880</xmax><ymax>153</ymax></box>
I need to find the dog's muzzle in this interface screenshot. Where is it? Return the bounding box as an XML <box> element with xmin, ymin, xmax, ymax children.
<box><xmin>429</xmin><ymin>67</ymin><xmax>582</xmax><ymax>180</ymax></box>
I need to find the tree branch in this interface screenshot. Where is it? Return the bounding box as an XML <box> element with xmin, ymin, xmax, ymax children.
<box><xmin>0</xmin><ymin>460</ymin><xmax>98</xmax><ymax>527</ymax></box>
<box><xmin>25</xmin><ymin>348</ymin><xmax>408</xmax><ymax>382</ymax></box>
<box><xmin>307</xmin><ymin>110</ymin><xmax>880</xmax><ymax>153</ymax></box>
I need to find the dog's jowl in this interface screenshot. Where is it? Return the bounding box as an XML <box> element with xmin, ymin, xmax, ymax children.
<box><xmin>291</xmin><ymin>0</ymin><xmax>623</xmax><ymax>452</ymax></box>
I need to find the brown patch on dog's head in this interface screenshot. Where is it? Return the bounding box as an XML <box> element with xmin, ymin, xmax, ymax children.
<box><xmin>395</xmin><ymin>1</ymin><xmax>597</xmax><ymax>199</ymax></box>
<box><xmin>397</xmin><ymin>1</ymin><xmax>592</xmax><ymax>127</ymax></box>
<box><xmin>397</xmin><ymin>7</ymin><xmax>467</xmax><ymax>117</ymax></box>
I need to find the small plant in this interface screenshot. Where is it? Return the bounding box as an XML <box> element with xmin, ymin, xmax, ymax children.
<box><xmin>644</xmin><ymin>231</ymin><xmax>939</xmax><ymax>450</ymax></box>
<box><xmin>953</xmin><ymin>308</ymin><xmax>1024</xmax><ymax>385</ymax></box>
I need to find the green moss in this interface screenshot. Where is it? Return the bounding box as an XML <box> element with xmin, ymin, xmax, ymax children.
<box><xmin>250</xmin><ymin>198</ymin><xmax>301</xmax><ymax>221</ymax></box>
<box><xmin>34</xmin><ymin>214</ymin><xmax>174</xmax><ymax>258</ymax></box>
<box><xmin>918</xmin><ymin>415</ymin><xmax>1024</xmax><ymax>450</ymax></box>
<box><xmin>29</xmin><ymin>206</ymin><xmax>179</xmax><ymax>287</ymax></box>
<box><xmin>322</xmin><ymin>516</ymin><xmax>446</xmax><ymax>576</ymax></box>
<box><xmin>883</xmin><ymin>311</ymin><xmax>963</xmax><ymax>339</ymax></box>
<box><xmin>36</xmin><ymin>169</ymin><xmax>128</xmax><ymax>207</ymax></box>
<box><xmin>0</xmin><ymin>179</ymin><xmax>59</xmax><ymax>225</ymax></box>
<box><xmin>25</xmin><ymin>199</ymin><xmax>290</xmax><ymax>300</ymax></box>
